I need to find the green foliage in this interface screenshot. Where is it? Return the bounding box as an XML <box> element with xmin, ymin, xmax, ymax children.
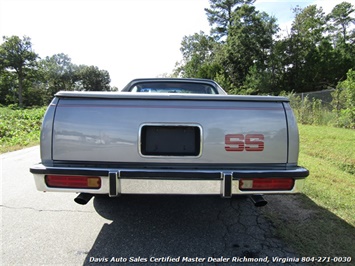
<box><xmin>75</xmin><ymin>65</ymin><xmax>111</xmax><ymax>91</ymax></box>
<box><xmin>0</xmin><ymin>38</ymin><xmax>114</xmax><ymax>107</ymax></box>
<box><xmin>222</xmin><ymin>4</ymin><xmax>278</xmax><ymax>88</ymax></box>
<box><xmin>298</xmin><ymin>124</ymin><xmax>355</xmax><ymax>222</ymax></box>
<box><xmin>279</xmin><ymin>68</ymin><xmax>355</xmax><ymax>129</ymax></box>
<box><xmin>205</xmin><ymin>0</ymin><xmax>255</xmax><ymax>39</ymax></box>
<box><xmin>242</xmin><ymin>65</ymin><xmax>275</xmax><ymax>94</ymax></box>
<box><xmin>214</xmin><ymin>70</ymin><xmax>238</xmax><ymax>93</ymax></box>
<box><xmin>176</xmin><ymin>1</ymin><xmax>355</xmax><ymax>98</ymax></box>
<box><xmin>175</xmin><ymin>31</ymin><xmax>219</xmax><ymax>79</ymax></box>
<box><xmin>0</xmin><ymin>36</ymin><xmax>38</xmax><ymax>72</ymax></box>
<box><xmin>280</xmin><ymin>91</ymin><xmax>336</xmax><ymax>126</ymax></box>
<box><xmin>327</xmin><ymin>1</ymin><xmax>355</xmax><ymax>46</ymax></box>
<box><xmin>0</xmin><ymin>107</ymin><xmax>46</xmax><ymax>152</ymax></box>
<box><xmin>0</xmin><ymin>70</ymin><xmax>17</xmax><ymax>105</ymax></box>
<box><xmin>332</xmin><ymin>68</ymin><xmax>355</xmax><ymax>128</ymax></box>
<box><xmin>38</xmin><ymin>53</ymin><xmax>77</xmax><ymax>98</ymax></box>
<box><xmin>0</xmin><ymin>36</ymin><xmax>39</xmax><ymax>107</ymax></box>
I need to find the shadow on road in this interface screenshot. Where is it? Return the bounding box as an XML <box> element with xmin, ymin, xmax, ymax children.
<box><xmin>83</xmin><ymin>195</ymin><xmax>300</xmax><ymax>265</ymax></box>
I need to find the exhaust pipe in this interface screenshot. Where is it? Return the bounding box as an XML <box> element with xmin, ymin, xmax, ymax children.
<box><xmin>74</xmin><ymin>193</ymin><xmax>94</xmax><ymax>205</ymax></box>
<box><xmin>250</xmin><ymin>194</ymin><xmax>268</xmax><ymax>207</ymax></box>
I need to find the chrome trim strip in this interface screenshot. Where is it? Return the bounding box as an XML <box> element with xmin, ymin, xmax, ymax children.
<box><xmin>55</xmin><ymin>91</ymin><xmax>289</xmax><ymax>102</ymax></box>
<box><xmin>120</xmin><ymin>179</ymin><xmax>221</xmax><ymax>195</ymax></box>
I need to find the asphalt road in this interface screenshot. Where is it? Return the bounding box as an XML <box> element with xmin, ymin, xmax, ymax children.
<box><xmin>1</xmin><ymin>146</ymin><xmax>302</xmax><ymax>266</ymax></box>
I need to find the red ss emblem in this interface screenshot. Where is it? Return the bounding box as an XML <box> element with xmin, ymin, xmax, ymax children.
<box><xmin>225</xmin><ymin>134</ymin><xmax>264</xmax><ymax>152</ymax></box>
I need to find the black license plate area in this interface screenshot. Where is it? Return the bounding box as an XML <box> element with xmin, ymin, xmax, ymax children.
<box><xmin>141</xmin><ymin>125</ymin><xmax>201</xmax><ymax>156</ymax></box>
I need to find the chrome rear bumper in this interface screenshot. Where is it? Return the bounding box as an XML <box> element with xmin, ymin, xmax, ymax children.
<box><xmin>30</xmin><ymin>164</ymin><xmax>309</xmax><ymax>197</ymax></box>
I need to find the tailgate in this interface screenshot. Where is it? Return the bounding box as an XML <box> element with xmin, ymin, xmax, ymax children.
<box><xmin>52</xmin><ymin>97</ymin><xmax>288</xmax><ymax>165</ymax></box>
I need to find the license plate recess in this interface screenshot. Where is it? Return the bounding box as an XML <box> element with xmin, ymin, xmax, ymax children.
<box><xmin>140</xmin><ymin>125</ymin><xmax>201</xmax><ymax>156</ymax></box>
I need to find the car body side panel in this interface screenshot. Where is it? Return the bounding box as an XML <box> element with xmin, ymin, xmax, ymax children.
<box><xmin>283</xmin><ymin>102</ymin><xmax>299</xmax><ymax>164</ymax></box>
<box><xmin>40</xmin><ymin>98</ymin><xmax>58</xmax><ymax>165</ymax></box>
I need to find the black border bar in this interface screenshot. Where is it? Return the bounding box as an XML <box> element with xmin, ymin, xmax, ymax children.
<box><xmin>30</xmin><ymin>164</ymin><xmax>309</xmax><ymax>180</ymax></box>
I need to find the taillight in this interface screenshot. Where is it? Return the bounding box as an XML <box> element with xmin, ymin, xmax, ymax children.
<box><xmin>239</xmin><ymin>178</ymin><xmax>294</xmax><ymax>191</ymax></box>
<box><xmin>45</xmin><ymin>175</ymin><xmax>101</xmax><ymax>189</ymax></box>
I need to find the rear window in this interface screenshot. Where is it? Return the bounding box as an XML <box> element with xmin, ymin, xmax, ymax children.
<box><xmin>129</xmin><ymin>82</ymin><xmax>217</xmax><ymax>94</ymax></box>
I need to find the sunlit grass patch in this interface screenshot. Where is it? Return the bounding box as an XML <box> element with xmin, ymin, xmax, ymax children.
<box><xmin>0</xmin><ymin>107</ymin><xmax>46</xmax><ymax>153</ymax></box>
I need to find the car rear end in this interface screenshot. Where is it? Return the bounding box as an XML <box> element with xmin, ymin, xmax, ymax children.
<box><xmin>30</xmin><ymin>91</ymin><xmax>308</xmax><ymax>204</ymax></box>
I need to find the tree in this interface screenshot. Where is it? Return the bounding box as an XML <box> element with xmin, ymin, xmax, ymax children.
<box><xmin>278</xmin><ymin>3</ymin><xmax>354</xmax><ymax>92</ymax></box>
<box><xmin>327</xmin><ymin>1</ymin><xmax>355</xmax><ymax>47</ymax></box>
<box><xmin>326</xmin><ymin>1</ymin><xmax>355</xmax><ymax>81</ymax></box>
<box><xmin>75</xmin><ymin>65</ymin><xmax>111</xmax><ymax>91</ymax></box>
<box><xmin>174</xmin><ymin>31</ymin><xmax>219</xmax><ymax>78</ymax></box>
<box><xmin>205</xmin><ymin>0</ymin><xmax>255</xmax><ymax>40</ymax></box>
<box><xmin>180</xmin><ymin>31</ymin><xmax>216</xmax><ymax>62</ymax></box>
<box><xmin>332</xmin><ymin>68</ymin><xmax>355</xmax><ymax>128</ymax></box>
<box><xmin>221</xmin><ymin>5</ymin><xmax>278</xmax><ymax>90</ymax></box>
<box><xmin>0</xmin><ymin>36</ymin><xmax>38</xmax><ymax>107</ymax></box>
<box><xmin>0</xmin><ymin>70</ymin><xmax>17</xmax><ymax>105</ymax></box>
<box><xmin>38</xmin><ymin>53</ymin><xmax>77</xmax><ymax>102</ymax></box>
<box><xmin>281</xmin><ymin>5</ymin><xmax>328</xmax><ymax>92</ymax></box>
<box><xmin>174</xmin><ymin>1</ymin><xmax>354</xmax><ymax>96</ymax></box>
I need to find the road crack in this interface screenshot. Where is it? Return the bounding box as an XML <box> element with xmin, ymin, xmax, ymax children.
<box><xmin>0</xmin><ymin>204</ymin><xmax>94</xmax><ymax>213</ymax></box>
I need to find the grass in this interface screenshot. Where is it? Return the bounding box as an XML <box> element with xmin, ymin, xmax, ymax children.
<box><xmin>0</xmin><ymin>107</ymin><xmax>46</xmax><ymax>154</ymax></box>
<box><xmin>299</xmin><ymin>125</ymin><xmax>355</xmax><ymax>226</ymax></box>
<box><xmin>263</xmin><ymin>124</ymin><xmax>355</xmax><ymax>259</ymax></box>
